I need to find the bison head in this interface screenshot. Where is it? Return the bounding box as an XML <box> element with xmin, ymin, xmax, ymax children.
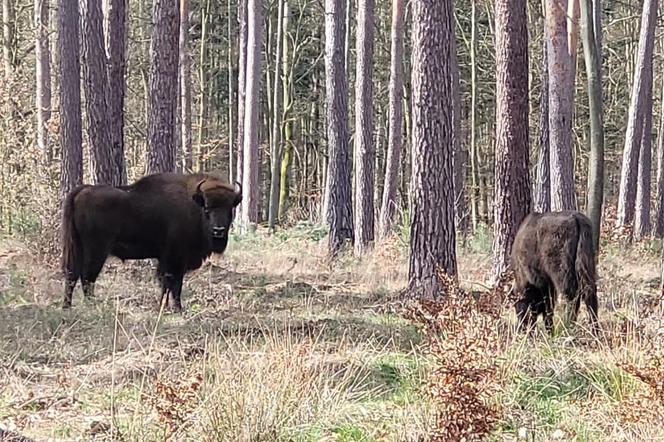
<box><xmin>193</xmin><ymin>180</ymin><xmax>243</xmax><ymax>252</ymax></box>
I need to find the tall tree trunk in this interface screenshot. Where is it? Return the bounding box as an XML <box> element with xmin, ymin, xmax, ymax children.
<box><xmin>196</xmin><ymin>0</ymin><xmax>210</xmax><ymax>171</ymax></box>
<box><xmin>278</xmin><ymin>4</ymin><xmax>292</xmax><ymax>221</ymax></box>
<box><xmin>2</xmin><ymin>0</ymin><xmax>13</xmax><ymax>79</ymax></box>
<box><xmin>616</xmin><ymin>0</ymin><xmax>657</xmax><ymax>228</ymax></box>
<box><xmin>105</xmin><ymin>0</ymin><xmax>127</xmax><ymax>184</ymax></box>
<box><xmin>654</xmin><ymin>78</ymin><xmax>664</xmax><ymax>238</ymax></box>
<box><xmin>147</xmin><ymin>0</ymin><xmax>180</xmax><ymax>174</ymax></box>
<box><xmin>408</xmin><ymin>0</ymin><xmax>457</xmax><ymax>298</ymax></box>
<box><xmin>353</xmin><ymin>0</ymin><xmax>375</xmax><ymax>255</ymax></box>
<box><xmin>236</xmin><ymin>0</ymin><xmax>247</xmax><ymax>186</ymax></box>
<box><xmin>59</xmin><ymin>0</ymin><xmax>83</xmax><ymax>196</ymax></box>
<box><xmin>581</xmin><ymin>0</ymin><xmax>604</xmax><ymax>249</ymax></box>
<box><xmin>35</xmin><ymin>0</ymin><xmax>51</xmax><ymax>160</ymax></box>
<box><xmin>634</xmin><ymin>72</ymin><xmax>654</xmax><ymax>240</ymax></box>
<box><xmin>535</xmin><ymin>35</ymin><xmax>550</xmax><ymax>213</ymax></box>
<box><xmin>227</xmin><ymin>0</ymin><xmax>234</xmax><ymax>182</ymax></box>
<box><xmin>240</xmin><ymin>0</ymin><xmax>262</xmax><ymax>230</ymax></box>
<box><xmin>179</xmin><ymin>0</ymin><xmax>192</xmax><ymax>172</ymax></box>
<box><xmin>469</xmin><ymin>0</ymin><xmax>479</xmax><ymax>230</ymax></box>
<box><xmin>81</xmin><ymin>0</ymin><xmax>116</xmax><ymax>185</ymax></box>
<box><xmin>452</xmin><ymin>34</ymin><xmax>467</xmax><ymax>235</ymax></box>
<box><xmin>268</xmin><ymin>0</ymin><xmax>285</xmax><ymax>231</ymax></box>
<box><xmin>546</xmin><ymin>0</ymin><xmax>576</xmax><ymax>211</ymax></box>
<box><xmin>325</xmin><ymin>0</ymin><xmax>353</xmax><ymax>256</ymax></box>
<box><xmin>378</xmin><ymin>0</ymin><xmax>404</xmax><ymax>241</ymax></box>
<box><xmin>493</xmin><ymin>0</ymin><xmax>531</xmax><ymax>281</ymax></box>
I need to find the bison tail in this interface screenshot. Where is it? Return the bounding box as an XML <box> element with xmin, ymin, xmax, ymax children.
<box><xmin>61</xmin><ymin>185</ymin><xmax>86</xmax><ymax>281</ymax></box>
<box><xmin>574</xmin><ymin>214</ymin><xmax>599</xmax><ymax>324</ymax></box>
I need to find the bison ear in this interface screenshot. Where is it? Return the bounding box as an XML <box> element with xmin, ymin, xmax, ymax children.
<box><xmin>233</xmin><ymin>181</ymin><xmax>242</xmax><ymax>207</ymax></box>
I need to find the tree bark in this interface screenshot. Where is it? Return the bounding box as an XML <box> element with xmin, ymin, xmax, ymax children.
<box><xmin>236</xmin><ymin>0</ymin><xmax>247</xmax><ymax>187</ymax></box>
<box><xmin>325</xmin><ymin>0</ymin><xmax>353</xmax><ymax>256</ymax></box>
<box><xmin>59</xmin><ymin>0</ymin><xmax>83</xmax><ymax>197</ymax></box>
<box><xmin>268</xmin><ymin>0</ymin><xmax>285</xmax><ymax>231</ymax></box>
<box><xmin>147</xmin><ymin>0</ymin><xmax>180</xmax><ymax>174</ymax></box>
<box><xmin>634</xmin><ymin>70</ymin><xmax>654</xmax><ymax>240</ymax></box>
<box><xmin>81</xmin><ymin>0</ymin><xmax>116</xmax><ymax>185</ymax></box>
<box><xmin>408</xmin><ymin>0</ymin><xmax>457</xmax><ymax>298</ymax></box>
<box><xmin>452</xmin><ymin>33</ymin><xmax>467</xmax><ymax>235</ymax></box>
<box><xmin>469</xmin><ymin>0</ymin><xmax>479</xmax><ymax>230</ymax></box>
<box><xmin>353</xmin><ymin>0</ymin><xmax>375</xmax><ymax>255</ymax></box>
<box><xmin>492</xmin><ymin>0</ymin><xmax>531</xmax><ymax>281</ymax></box>
<box><xmin>179</xmin><ymin>0</ymin><xmax>192</xmax><ymax>172</ymax></box>
<box><xmin>240</xmin><ymin>0</ymin><xmax>262</xmax><ymax>230</ymax></box>
<box><xmin>35</xmin><ymin>0</ymin><xmax>51</xmax><ymax>160</ymax></box>
<box><xmin>546</xmin><ymin>0</ymin><xmax>576</xmax><ymax>211</ymax></box>
<box><xmin>105</xmin><ymin>0</ymin><xmax>127</xmax><ymax>184</ymax></box>
<box><xmin>227</xmin><ymin>0</ymin><xmax>234</xmax><ymax>182</ymax></box>
<box><xmin>654</xmin><ymin>77</ymin><xmax>664</xmax><ymax>238</ymax></box>
<box><xmin>580</xmin><ymin>0</ymin><xmax>604</xmax><ymax>249</ymax></box>
<box><xmin>378</xmin><ymin>0</ymin><xmax>405</xmax><ymax>241</ymax></box>
<box><xmin>535</xmin><ymin>35</ymin><xmax>550</xmax><ymax>213</ymax></box>
<box><xmin>616</xmin><ymin>0</ymin><xmax>658</xmax><ymax>229</ymax></box>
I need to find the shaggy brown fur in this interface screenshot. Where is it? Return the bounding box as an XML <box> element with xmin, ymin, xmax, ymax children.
<box><xmin>61</xmin><ymin>172</ymin><xmax>242</xmax><ymax>311</ymax></box>
<box><xmin>510</xmin><ymin>210</ymin><xmax>599</xmax><ymax>334</ymax></box>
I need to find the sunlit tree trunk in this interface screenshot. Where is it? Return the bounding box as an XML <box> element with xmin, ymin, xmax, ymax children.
<box><xmin>408</xmin><ymin>0</ymin><xmax>457</xmax><ymax>298</ymax></box>
<box><xmin>240</xmin><ymin>0</ymin><xmax>262</xmax><ymax>230</ymax></box>
<box><xmin>378</xmin><ymin>0</ymin><xmax>405</xmax><ymax>241</ymax></box>
<box><xmin>654</xmin><ymin>78</ymin><xmax>664</xmax><ymax>238</ymax></box>
<box><xmin>35</xmin><ymin>0</ymin><xmax>51</xmax><ymax>160</ymax></box>
<box><xmin>353</xmin><ymin>0</ymin><xmax>375</xmax><ymax>255</ymax></box>
<box><xmin>634</xmin><ymin>71</ymin><xmax>654</xmax><ymax>240</ymax></box>
<box><xmin>179</xmin><ymin>0</ymin><xmax>192</xmax><ymax>172</ymax></box>
<box><xmin>236</xmin><ymin>0</ymin><xmax>247</xmax><ymax>186</ymax></box>
<box><xmin>616</xmin><ymin>0</ymin><xmax>657</xmax><ymax>229</ymax></box>
<box><xmin>268</xmin><ymin>0</ymin><xmax>285</xmax><ymax>231</ymax></box>
<box><xmin>105</xmin><ymin>0</ymin><xmax>127</xmax><ymax>184</ymax></box>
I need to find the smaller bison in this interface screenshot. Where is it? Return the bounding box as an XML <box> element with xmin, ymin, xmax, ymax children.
<box><xmin>510</xmin><ymin>210</ymin><xmax>599</xmax><ymax>334</ymax></box>
<box><xmin>61</xmin><ymin>172</ymin><xmax>242</xmax><ymax>311</ymax></box>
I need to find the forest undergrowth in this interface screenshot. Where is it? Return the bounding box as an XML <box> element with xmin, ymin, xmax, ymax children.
<box><xmin>0</xmin><ymin>221</ymin><xmax>663</xmax><ymax>441</ymax></box>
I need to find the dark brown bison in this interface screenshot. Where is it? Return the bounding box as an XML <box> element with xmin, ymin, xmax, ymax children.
<box><xmin>61</xmin><ymin>172</ymin><xmax>242</xmax><ymax>311</ymax></box>
<box><xmin>510</xmin><ymin>210</ymin><xmax>599</xmax><ymax>334</ymax></box>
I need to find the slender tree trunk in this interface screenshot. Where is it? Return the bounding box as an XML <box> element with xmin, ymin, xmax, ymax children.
<box><xmin>236</xmin><ymin>0</ymin><xmax>247</xmax><ymax>186</ymax></box>
<box><xmin>325</xmin><ymin>0</ymin><xmax>353</xmax><ymax>256</ymax></box>
<box><xmin>378</xmin><ymin>0</ymin><xmax>404</xmax><ymax>241</ymax></box>
<box><xmin>634</xmin><ymin>71</ymin><xmax>654</xmax><ymax>240</ymax></box>
<box><xmin>35</xmin><ymin>0</ymin><xmax>51</xmax><ymax>160</ymax></box>
<box><xmin>59</xmin><ymin>0</ymin><xmax>83</xmax><ymax>196</ymax></box>
<box><xmin>616</xmin><ymin>0</ymin><xmax>657</xmax><ymax>229</ymax></box>
<box><xmin>408</xmin><ymin>0</ymin><xmax>457</xmax><ymax>298</ymax></box>
<box><xmin>240</xmin><ymin>0</ymin><xmax>262</xmax><ymax>230</ymax></box>
<box><xmin>278</xmin><ymin>4</ymin><xmax>292</xmax><ymax>220</ymax></box>
<box><xmin>451</xmin><ymin>33</ymin><xmax>467</xmax><ymax>235</ymax></box>
<box><xmin>580</xmin><ymin>0</ymin><xmax>604</xmax><ymax>249</ymax></box>
<box><xmin>268</xmin><ymin>0</ymin><xmax>285</xmax><ymax>231</ymax></box>
<box><xmin>469</xmin><ymin>0</ymin><xmax>479</xmax><ymax>230</ymax></box>
<box><xmin>196</xmin><ymin>0</ymin><xmax>210</xmax><ymax>171</ymax></box>
<box><xmin>179</xmin><ymin>0</ymin><xmax>192</xmax><ymax>172</ymax></box>
<box><xmin>81</xmin><ymin>0</ymin><xmax>116</xmax><ymax>185</ymax></box>
<box><xmin>654</xmin><ymin>78</ymin><xmax>664</xmax><ymax>238</ymax></box>
<box><xmin>353</xmin><ymin>0</ymin><xmax>375</xmax><ymax>255</ymax></box>
<box><xmin>147</xmin><ymin>0</ymin><xmax>180</xmax><ymax>174</ymax></box>
<box><xmin>228</xmin><ymin>0</ymin><xmax>234</xmax><ymax>182</ymax></box>
<box><xmin>535</xmin><ymin>35</ymin><xmax>550</xmax><ymax>213</ymax></box>
<box><xmin>546</xmin><ymin>0</ymin><xmax>576</xmax><ymax>211</ymax></box>
<box><xmin>105</xmin><ymin>0</ymin><xmax>127</xmax><ymax>184</ymax></box>
<box><xmin>2</xmin><ymin>0</ymin><xmax>13</xmax><ymax>79</ymax></box>
<box><xmin>493</xmin><ymin>0</ymin><xmax>531</xmax><ymax>281</ymax></box>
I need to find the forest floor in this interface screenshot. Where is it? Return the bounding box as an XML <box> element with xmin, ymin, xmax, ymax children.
<box><xmin>0</xmin><ymin>224</ymin><xmax>663</xmax><ymax>441</ymax></box>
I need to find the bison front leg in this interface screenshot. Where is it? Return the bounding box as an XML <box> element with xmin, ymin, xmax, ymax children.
<box><xmin>514</xmin><ymin>299</ymin><xmax>537</xmax><ymax>333</ymax></box>
<box><xmin>157</xmin><ymin>269</ymin><xmax>185</xmax><ymax>313</ymax></box>
<box><xmin>63</xmin><ymin>278</ymin><xmax>77</xmax><ymax>309</ymax></box>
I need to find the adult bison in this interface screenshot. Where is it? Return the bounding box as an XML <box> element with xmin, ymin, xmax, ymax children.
<box><xmin>510</xmin><ymin>210</ymin><xmax>599</xmax><ymax>334</ymax></box>
<box><xmin>61</xmin><ymin>172</ymin><xmax>242</xmax><ymax>311</ymax></box>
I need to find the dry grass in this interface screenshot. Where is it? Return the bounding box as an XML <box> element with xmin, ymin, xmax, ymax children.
<box><xmin>0</xmin><ymin>227</ymin><xmax>663</xmax><ymax>441</ymax></box>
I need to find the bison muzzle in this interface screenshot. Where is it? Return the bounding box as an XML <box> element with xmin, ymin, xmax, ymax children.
<box><xmin>510</xmin><ymin>210</ymin><xmax>599</xmax><ymax>334</ymax></box>
<box><xmin>61</xmin><ymin>172</ymin><xmax>242</xmax><ymax>311</ymax></box>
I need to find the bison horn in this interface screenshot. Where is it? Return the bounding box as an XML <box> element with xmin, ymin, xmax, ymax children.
<box><xmin>234</xmin><ymin>181</ymin><xmax>242</xmax><ymax>194</ymax></box>
<box><xmin>196</xmin><ymin>180</ymin><xmax>206</xmax><ymax>194</ymax></box>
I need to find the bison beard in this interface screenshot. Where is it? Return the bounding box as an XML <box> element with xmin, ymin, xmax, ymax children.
<box><xmin>510</xmin><ymin>210</ymin><xmax>599</xmax><ymax>334</ymax></box>
<box><xmin>61</xmin><ymin>172</ymin><xmax>242</xmax><ymax>311</ymax></box>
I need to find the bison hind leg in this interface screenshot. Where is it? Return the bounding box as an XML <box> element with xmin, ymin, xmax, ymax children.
<box><xmin>63</xmin><ymin>277</ymin><xmax>77</xmax><ymax>309</ymax></box>
<box><xmin>81</xmin><ymin>248</ymin><xmax>109</xmax><ymax>300</ymax></box>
